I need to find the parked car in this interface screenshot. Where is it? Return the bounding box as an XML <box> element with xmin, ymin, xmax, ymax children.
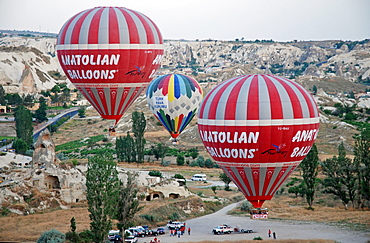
<box><xmin>128</xmin><ymin>226</ymin><xmax>146</xmax><ymax>237</ymax></box>
<box><xmin>108</xmin><ymin>230</ymin><xmax>120</xmax><ymax>241</ymax></box>
<box><xmin>144</xmin><ymin>229</ymin><xmax>158</xmax><ymax>236</ymax></box>
<box><xmin>212</xmin><ymin>224</ymin><xmax>234</xmax><ymax>234</ymax></box>
<box><xmin>166</xmin><ymin>221</ymin><xmax>185</xmax><ymax>229</ymax></box>
<box><xmin>157</xmin><ymin>227</ymin><xmax>165</xmax><ymax>234</ymax></box>
<box><xmin>124</xmin><ymin>236</ymin><xmax>138</xmax><ymax>243</ymax></box>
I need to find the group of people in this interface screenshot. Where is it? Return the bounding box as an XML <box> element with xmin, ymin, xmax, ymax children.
<box><xmin>268</xmin><ymin>229</ymin><xmax>277</xmax><ymax>239</ymax></box>
<box><xmin>169</xmin><ymin>226</ymin><xmax>191</xmax><ymax>238</ymax></box>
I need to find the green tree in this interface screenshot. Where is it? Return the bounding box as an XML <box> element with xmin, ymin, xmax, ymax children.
<box><xmin>353</xmin><ymin>127</ymin><xmax>370</xmax><ymax>208</ymax></box>
<box><xmin>219</xmin><ymin>172</ymin><xmax>232</xmax><ymax>191</ymax></box>
<box><xmin>312</xmin><ymin>85</ymin><xmax>317</xmax><ymax>95</ymax></box>
<box><xmin>70</xmin><ymin>217</ymin><xmax>76</xmax><ymax>233</ymax></box>
<box><xmin>34</xmin><ymin>97</ymin><xmax>48</xmax><ymax>123</ymax></box>
<box><xmin>115</xmin><ymin>171</ymin><xmax>143</xmax><ymax>235</ymax></box>
<box><xmin>78</xmin><ymin>107</ymin><xmax>86</xmax><ymax>117</ymax></box>
<box><xmin>6</xmin><ymin>93</ymin><xmax>22</xmax><ymax>106</ymax></box>
<box><xmin>51</xmin><ymin>84</ymin><xmax>61</xmax><ymax>93</ymax></box>
<box><xmin>50</xmin><ymin>93</ymin><xmax>60</xmax><ymax>106</ymax></box>
<box><xmin>116</xmin><ymin>132</ymin><xmax>136</xmax><ymax>162</ymax></box>
<box><xmin>300</xmin><ymin>144</ymin><xmax>319</xmax><ymax>209</ymax></box>
<box><xmin>321</xmin><ymin>142</ymin><xmax>357</xmax><ymax>209</ymax></box>
<box><xmin>132</xmin><ymin>111</ymin><xmax>146</xmax><ymax>163</ymax></box>
<box><xmin>187</xmin><ymin>147</ymin><xmax>199</xmax><ymax>159</ymax></box>
<box><xmin>86</xmin><ymin>154</ymin><xmax>120</xmax><ymax>243</ymax></box>
<box><xmin>176</xmin><ymin>154</ymin><xmax>185</xmax><ymax>166</ymax></box>
<box><xmin>22</xmin><ymin>94</ymin><xmax>34</xmax><ymax>107</ymax></box>
<box><xmin>14</xmin><ymin>105</ymin><xmax>33</xmax><ymax>147</ymax></box>
<box><xmin>13</xmin><ymin>138</ymin><xmax>28</xmax><ymax>155</ymax></box>
<box><xmin>286</xmin><ymin>177</ymin><xmax>305</xmax><ymax>198</ymax></box>
<box><xmin>37</xmin><ymin>229</ymin><xmax>65</xmax><ymax>243</ymax></box>
<box><xmin>211</xmin><ymin>185</ymin><xmax>217</xmax><ymax>194</ymax></box>
<box><xmin>173</xmin><ymin>173</ymin><xmax>186</xmax><ymax>184</ymax></box>
<box><xmin>0</xmin><ymin>85</ymin><xmax>6</xmax><ymax>105</ymax></box>
<box><xmin>152</xmin><ymin>143</ymin><xmax>168</xmax><ymax>163</ymax></box>
<box><xmin>204</xmin><ymin>158</ymin><xmax>215</xmax><ymax>168</ymax></box>
<box><xmin>148</xmin><ymin>170</ymin><xmax>162</xmax><ymax>177</ymax></box>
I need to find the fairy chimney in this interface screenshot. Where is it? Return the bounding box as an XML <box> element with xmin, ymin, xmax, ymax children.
<box><xmin>32</xmin><ymin>128</ymin><xmax>58</xmax><ymax>168</ymax></box>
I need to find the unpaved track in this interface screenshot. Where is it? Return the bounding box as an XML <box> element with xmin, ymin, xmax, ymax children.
<box><xmin>143</xmin><ymin>202</ymin><xmax>369</xmax><ymax>243</ymax></box>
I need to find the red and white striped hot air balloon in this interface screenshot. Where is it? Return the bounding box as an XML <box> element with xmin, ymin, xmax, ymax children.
<box><xmin>197</xmin><ymin>74</ymin><xmax>320</xmax><ymax>208</ymax></box>
<box><xmin>57</xmin><ymin>7</ymin><xmax>164</xmax><ymax>126</ymax></box>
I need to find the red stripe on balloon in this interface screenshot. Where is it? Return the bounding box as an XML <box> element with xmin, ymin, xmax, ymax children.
<box><xmin>224</xmin><ymin>78</ymin><xmax>245</xmax><ymax>120</ymax></box>
<box><xmin>118</xmin><ymin>8</ymin><xmax>139</xmax><ymax>44</ymax></box>
<box><xmin>208</xmin><ymin>81</ymin><xmax>234</xmax><ymax>119</ymax></box>
<box><xmin>265</xmin><ymin>75</ymin><xmax>283</xmax><ymax>119</ymax></box>
<box><xmin>88</xmin><ymin>8</ymin><xmax>104</xmax><ymax>44</ymax></box>
<box><xmin>246</xmin><ymin>75</ymin><xmax>259</xmax><ymax>120</ymax></box>
<box><xmin>288</xmin><ymin>78</ymin><xmax>318</xmax><ymax>118</ymax></box>
<box><xmin>108</xmin><ymin>7</ymin><xmax>120</xmax><ymax>44</ymax></box>
<box><xmin>70</xmin><ymin>9</ymin><xmax>93</xmax><ymax>44</ymax></box>
<box><xmin>278</xmin><ymin>77</ymin><xmax>303</xmax><ymax>119</ymax></box>
<box><xmin>58</xmin><ymin>13</ymin><xmax>80</xmax><ymax>45</ymax></box>
<box><xmin>134</xmin><ymin>11</ymin><xmax>155</xmax><ymax>44</ymax></box>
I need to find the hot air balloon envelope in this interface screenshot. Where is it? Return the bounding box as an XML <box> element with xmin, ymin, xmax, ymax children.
<box><xmin>57</xmin><ymin>7</ymin><xmax>164</xmax><ymax>124</ymax></box>
<box><xmin>197</xmin><ymin>74</ymin><xmax>320</xmax><ymax>208</ymax></box>
<box><xmin>146</xmin><ymin>74</ymin><xmax>203</xmax><ymax>139</ymax></box>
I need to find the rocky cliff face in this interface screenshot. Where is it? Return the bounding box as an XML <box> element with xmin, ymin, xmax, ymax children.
<box><xmin>0</xmin><ymin>36</ymin><xmax>369</xmax><ymax>95</ymax></box>
<box><xmin>0</xmin><ymin>36</ymin><xmax>62</xmax><ymax>94</ymax></box>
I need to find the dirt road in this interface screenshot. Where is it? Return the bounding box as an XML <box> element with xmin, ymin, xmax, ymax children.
<box><xmin>144</xmin><ymin>202</ymin><xmax>369</xmax><ymax>243</ymax></box>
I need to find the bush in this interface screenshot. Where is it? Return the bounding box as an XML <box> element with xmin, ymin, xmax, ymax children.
<box><xmin>161</xmin><ymin>160</ymin><xmax>170</xmax><ymax>167</ymax></box>
<box><xmin>173</xmin><ymin>174</ymin><xmax>186</xmax><ymax>185</ymax></box>
<box><xmin>37</xmin><ymin>229</ymin><xmax>65</xmax><ymax>243</ymax></box>
<box><xmin>176</xmin><ymin>155</ymin><xmax>185</xmax><ymax>166</ymax></box>
<box><xmin>65</xmin><ymin>231</ymin><xmax>79</xmax><ymax>242</ymax></box>
<box><xmin>78</xmin><ymin>230</ymin><xmax>93</xmax><ymax>242</ymax></box>
<box><xmin>240</xmin><ymin>201</ymin><xmax>252</xmax><ymax>211</ymax></box>
<box><xmin>140</xmin><ymin>214</ymin><xmax>155</xmax><ymax>222</ymax></box>
<box><xmin>253</xmin><ymin>236</ymin><xmax>263</xmax><ymax>240</ymax></box>
<box><xmin>149</xmin><ymin>170</ymin><xmax>162</xmax><ymax>177</ymax></box>
<box><xmin>169</xmin><ymin>212</ymin><xmax>180</xmax><ymax>221</ymax></box>
<box><xmin>1</xmin><ymin>207</ymin><xmax>11</xmax><ymax>216</ymax></box>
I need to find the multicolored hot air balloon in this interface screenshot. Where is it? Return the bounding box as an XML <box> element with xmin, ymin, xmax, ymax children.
<box><xmin>57</xmin><ymin>6</ymin><xmax>164</xmax><ymax>126</ymax></box>
<box><xmin>197</xmin><ymin>74</ymin><xmax>320</xmax><ymax>208</ymax></box>
<box><xmin>146</xmin><ymin>74</ymin><xmax>203</xmax><ymax>140</ymax></box>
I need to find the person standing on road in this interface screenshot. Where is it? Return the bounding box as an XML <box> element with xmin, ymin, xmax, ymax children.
<box><xmin>268</xmin><ymin>229</ymin><xmax>271</xmax><ymax>238</ymax></box>
<box><xmin>188</xmin><ymin>227</ymin><xmax>191</xmax><ymax>235</ymax></box>
<box><xmin>177</xmin><ymin>229</ymin><xmax>181</xmax><ymax>238</ymax></box>
<box><xmin>273</xmin><ymin>232</ymin><xmax>276</xmax><ymax>239</ymax></box>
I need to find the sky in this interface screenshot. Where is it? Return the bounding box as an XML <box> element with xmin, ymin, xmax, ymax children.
<box><xmin>0</xmin><ymin>0</ymin><xmax>369</xmax><ymax>42</ymax></box>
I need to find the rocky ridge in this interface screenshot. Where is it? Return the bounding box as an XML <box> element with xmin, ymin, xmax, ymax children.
<box><xmin>0</xmin><ymin>36</ymin><xmax>369</xmax><ymax>95</ymax></box>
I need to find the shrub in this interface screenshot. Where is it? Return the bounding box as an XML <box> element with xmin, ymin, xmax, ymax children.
<box><xmin>78</xmin><ymin>230</ymin><xmax>93</xmax><ymax>242</ymax></box>
<box><xmin>161</xmin><ymin>160</ymin><xmax>170</xmax><ymax>167</ymax></box>
<box><xmin>37</xmin><ymin>229</ymin><xmax>65</xmax><ymax>243</ymax></box>
<box><xmin>240</xmin><ymin>201</ymin><xmax>252</xmax><ymax>211</ymax></box>
<box><xmin>169</xmin><ymin>212</ymin><xmax>180</xmax><ymax>221</ymax></box>
<box><xmin>65</xmin><ymin>231</ymin><xmax>79</xmax><ymax>242</ymax></box>
<box><xmin>253</xmin><ymin>236</ymin><xmax>263</xmax><ymax>240</ymax></box>
<box><xmin>1</xmin><ymin>207</ymin><xmax>11</xmax><ymax>216</ymax></box>
<box><xmin>140</xmin><ymin>214</ymin><xmax>154</xmax><ymax>222</ymax></box>
<box><xmin>176</xmin><ymin>155</ymin><xmax>185</xmax><ymax>166</ymax></box>
<box><xmin>149</xmin><ymin>170</ymin><xmax>162</xmax><ymax>177</ymax></box>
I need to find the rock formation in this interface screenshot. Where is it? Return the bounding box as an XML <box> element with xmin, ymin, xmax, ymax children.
<box><xmin>32</xmin><ymin>128</ymin><xmax>58</xmax><ymax>168</ymax></box>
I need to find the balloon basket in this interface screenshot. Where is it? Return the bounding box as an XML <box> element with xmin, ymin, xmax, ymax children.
<box><xmin>108</xmin><ymin>126</ymin><xmax>116</xmax><ymax>137</ymax></box>
<box><xmin>249</xmin><ymin>208</ymin><xmax>268</xmax><ymax>219</ymax></box>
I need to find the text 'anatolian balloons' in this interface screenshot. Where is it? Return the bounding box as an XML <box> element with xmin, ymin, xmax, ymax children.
<box><xmin>197</xmin><ymin>74</ymin><xmax>320</xmax><ymax>208</ymax></box>
<box><xmin>146</xmin><ymin>74</ymin><xmax>203</xmax><ymax>139</ymax></box>
<box><xmin>57</xmin><ymin>7</ymin><xmax>164</xmax><ymax>125</ymax></box>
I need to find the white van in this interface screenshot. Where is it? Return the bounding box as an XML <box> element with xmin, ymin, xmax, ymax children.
<box><xmin>191</xmin><ymin>174</ymin><xmax>207</xmax><ymax>181</ymax></box>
